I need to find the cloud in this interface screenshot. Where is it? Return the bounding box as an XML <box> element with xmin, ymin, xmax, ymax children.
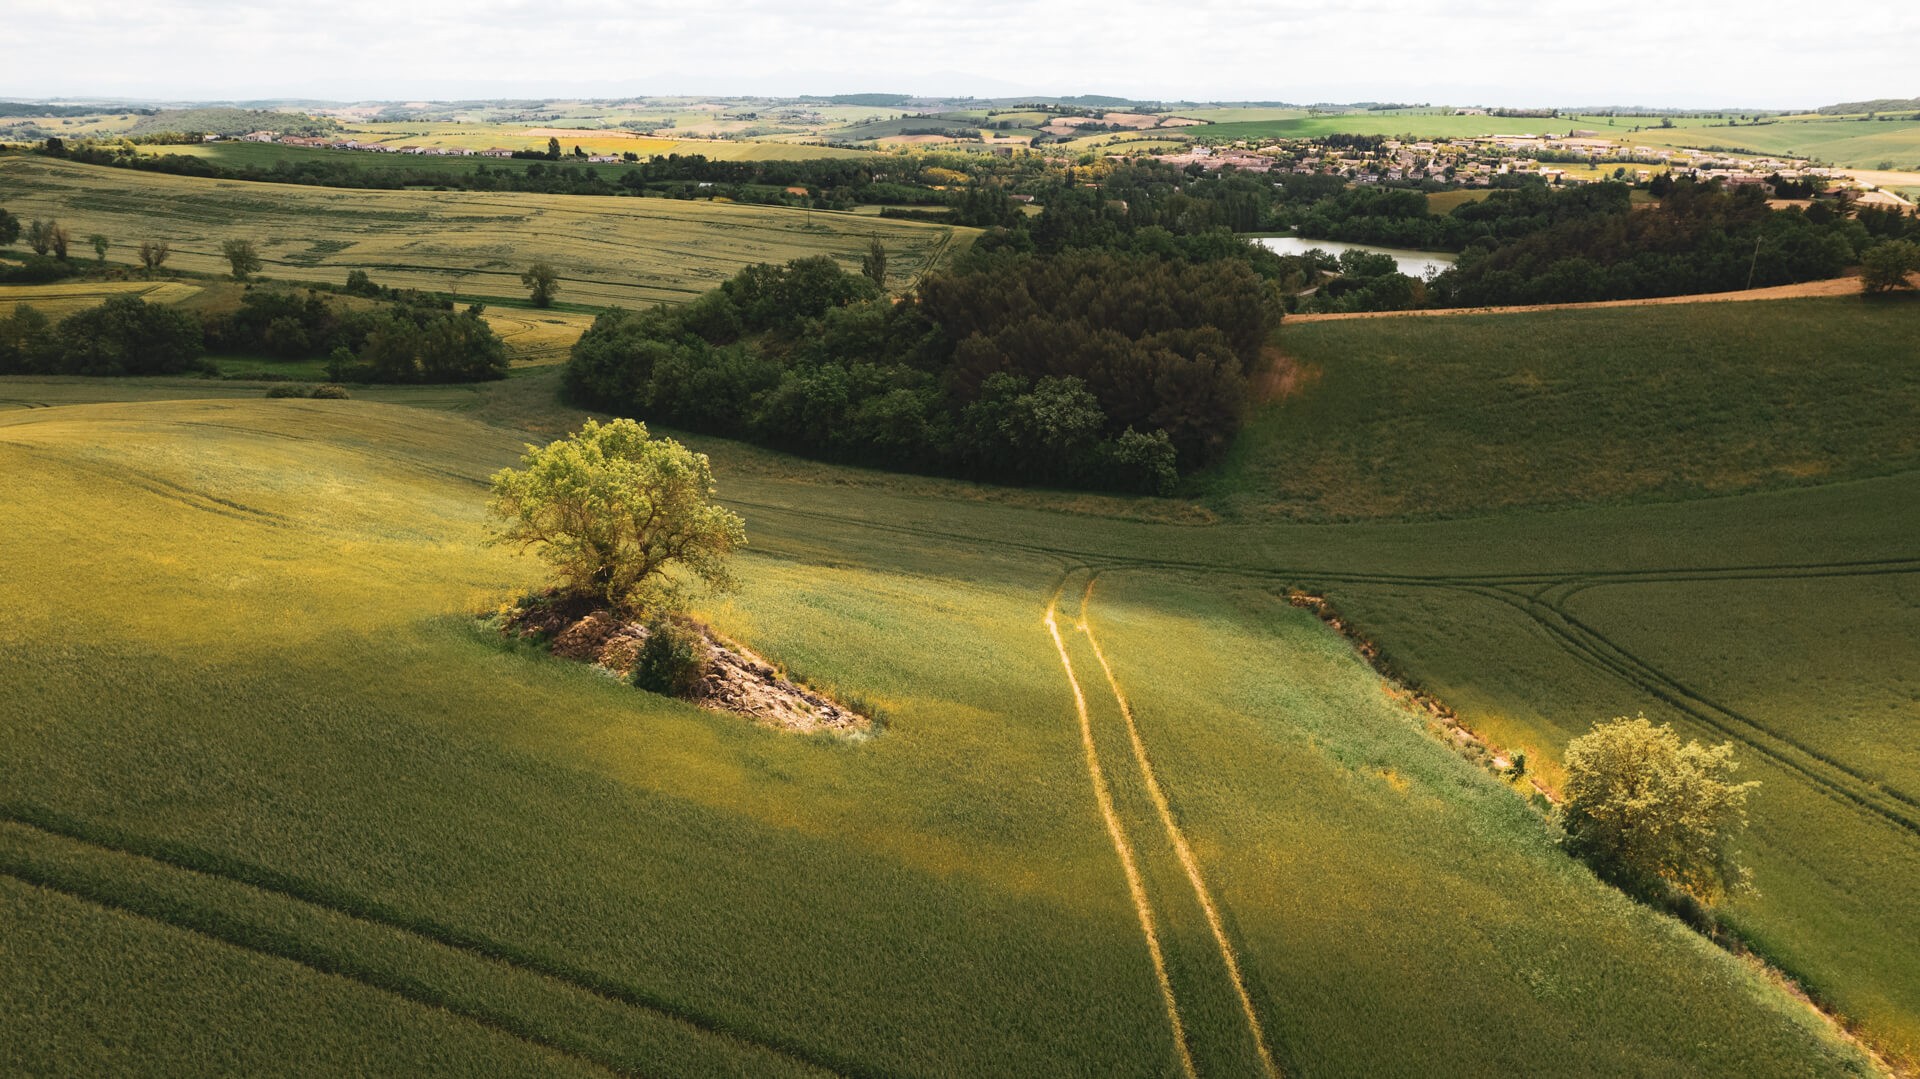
<box><xmin>0</xmin><ymin>0</ymin><xmax>1910</xmax><ymax>107</ymax></box>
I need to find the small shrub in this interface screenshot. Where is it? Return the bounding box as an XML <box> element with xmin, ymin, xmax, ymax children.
<box><xmin>631</xmin><ymin>618</ymin><xmax>711</xmax><ymax>698</ymax></box>
<box><xmin>310</xmin><ymin>384</ymin><xmax>350</xmax><ymax>399</ymax></box>
<box><xmin>264</xmin><ymin>385</ymin><xmax>310</xmax><ymax>398</ymax></box>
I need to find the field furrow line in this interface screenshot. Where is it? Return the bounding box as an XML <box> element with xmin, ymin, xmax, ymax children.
<box><xmin>1043</xmin><ymin>573</ymin><xmax>1198</xmax><ymax>1079</ymax></box>
<box><xmin>0</xmin><ymin>805</ymin><xmax>863</xmax><ymax>1079</ymax></box>
<box><xmin>1076</xmin><ymin>577</ymin><xmax>1282</xmax><ymax>1079</ymax></box>
<box><xmin>1465</xmin><ymin>587</ymin><xmax>1920</xmax><ymax>841</ymax></box>
<box><xmin>0</xmin><ymin>862</ymin><xmax>633</xmax><ymax>1079</ymax></box>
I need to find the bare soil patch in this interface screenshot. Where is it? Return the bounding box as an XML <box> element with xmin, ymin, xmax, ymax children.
<box><xmin>1252</xmin><ymin>347</ymin><xmax>1322</xmax><ymax>404</ymax></box>
<box><xmin>503</xmin><ymin>599</ymin><xmax>871</xmax><ymax>736</ymax></box>
<box><xmin>1288</xmin><ymin>275</ymin><xmax>1868</xmax><ymax>323</ymax></box>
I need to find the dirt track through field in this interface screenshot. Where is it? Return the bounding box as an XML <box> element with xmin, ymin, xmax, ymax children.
<box><xmin>1076</xmin><ymin>578</ymin><xmax>1282</xmax><ymax>1078</ymax></box>
<box><xmin>1288</xmin><ymin>275</ymin><xmax>1870</xmax><ymax>323</ymax></box>
<box><xmin>1043</xmin><ymin>576</ymin><xmax>1198</xmax><ymax>1079</ymax></box>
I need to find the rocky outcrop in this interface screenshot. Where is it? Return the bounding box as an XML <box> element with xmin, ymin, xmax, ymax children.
<box><xmin>502</xmin><ymin>601</ymin><xmax>871</xmax><ymax>736</ymax></box>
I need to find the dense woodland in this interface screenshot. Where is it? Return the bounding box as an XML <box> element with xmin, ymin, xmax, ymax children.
<box><xmin>567</xmin><ymin>252</ymin><xmax>1278</xmax><ymax>493</ymax></box>
<box><xmin>1295</xmin><ymin>180</ymin><xmax>1918</xmax><ymax>306</ymax></box>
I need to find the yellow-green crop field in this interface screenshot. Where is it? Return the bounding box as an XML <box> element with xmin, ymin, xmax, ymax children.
<box><xmin>0</xmin><ymin>280</ymin><xmax>203</xmax><ymax>318</ymax></box>
<box><xmin>3</xmin><ymin>286</ymin><xmax>1915</xmax><ymax>1074</ymax></box>
<box><xmin>324</xmin><ymin>122</ymin><xmax>878</xmax><ymax>160</ymax></box>
<box><xmin>480</xmin><ymin>309</ymin><xmax>597</xmax><ymax>366</ymax></box>
<box><xmin>1629</xmin><ymin>115</ymin><xmax>1920</xmax><ymax>170</ymax></box>
<box><xmin>0</xmin><ymin>156</ymin><xmax>970</xmax><ymax>308</ymax></box>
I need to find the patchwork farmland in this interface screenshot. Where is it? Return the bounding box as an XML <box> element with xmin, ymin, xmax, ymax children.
<box><xmin>0</xmin><ymin>156</ymin><xmax>969</xmax><ymax>308</ymax></box>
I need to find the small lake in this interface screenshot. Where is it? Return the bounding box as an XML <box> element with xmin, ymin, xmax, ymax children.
<box><xmin>1257</xmin><ymin>235</ymin><xmax>1457</xmax><ymax>278</ymax></box>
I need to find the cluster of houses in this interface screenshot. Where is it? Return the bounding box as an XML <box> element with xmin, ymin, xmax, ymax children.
<box><xmin>1146</xmin><ymin>133</ymin><xmax>1854</xmax><ymax>194</ymax></box>
<box><xmin>223</xmin><ymin>130</ymin><xmax>633</xmax><ymax>165</ymax></box>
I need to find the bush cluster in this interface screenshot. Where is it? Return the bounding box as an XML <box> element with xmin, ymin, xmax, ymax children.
<box><xmin>0</xmin><ymin>295</ymin><xmax>205</xmax><ymax>375</ymax></box>
<box><xmin>206</xmin><ymin>288</ymin><xmax>508</xmax><ymax>383</ymax></box>
<box><xmin>631</xmin><ymin>618</ymin><xmax>712</xmax><ymax>698</ymax></box>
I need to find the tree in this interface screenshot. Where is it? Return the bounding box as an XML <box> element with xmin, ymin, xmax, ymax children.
<box><xmin>221</xmin><ymin>239</ymin><xmax>262</xmax><ymax>281</ymax></box>
<box><xmin>521</xmin><ymin>261</ymin><xmax>560</xmax><ymax>308</ymax></box>
<box><xmin>1862</xmin><ymin>239</ymin><xmax>1920</xmax><ymax>294</ymax></box>
<box><xmin>1562</xmin><ymin>715</ymin><xmax>1758</xmax><ymax>904</ymax></box>
<box><xmin>546</xmin><ymin>136</ymin><xmax>562</xmax><ymax>161</ymax></box>
<box><xmin>25</xmin><ymin>219</ymin><xmax>54</xmax><ymax>257</ymax></box>
<box><xmin>137</xmin><ymin>240</ymin><xmax>170</xmax><ymax>275</ymax></box>
<box><xmin>48</xmin><ymin>222</ymin><xmax>71</xmax><ymax>261</ymax></box>
<box><xmin>89</xmin><ymin>234</ymin><xmax>109</xmax><ymax>263</ymax></box>
<box><xmin>488</xmin><ymin>418</ymin><xmax>746</xmax><ymax>614</ymax></box>
<box><xmin>861</xmin><ymin>235</ymin><xmax>888</xmax><ymax>288</ymax></box>
<box><xmin>0</xmin><ymin>208</ymin><xmax>19</xmax><ymax>248</ymax></box>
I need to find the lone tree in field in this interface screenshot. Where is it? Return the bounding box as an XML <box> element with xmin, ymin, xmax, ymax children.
<box><xmin>861</xmin><ymin>235</ymin><xmax>888</xmax><ymax>288</ymax></box>
<box><xmin>89</xmin><ymin>234</ymin><xmax>109</xmax><ymax>263</ymax></box>
<box><xmin>521</xmin><ymin>262</ymin><xmax>560</xmax><ymax>308</ymax></box>
<box><xmin>222</xmin><ymin>239</ymin><xmax>262</xmax><ymax>281</ymax></box>
<box><xmin>26</xmin><ymin>219</ymin><xmax>54</xmax><ymax>256</ymax></box>
<box><xmin>1862</xmin><ymin>239</ymin><xmax>1919</xmax><ymax>294</ymax></box>
<box><xmin>1562</xmin><ymin>715</ymin><xmax>1758</xmax><ymax>904</ymax></box>
<box><xmin>137</xmin><ymin>240</ymin><xmax>170</xmax><ymax>275</ymax></box>
<box><xmin>48</xmin><ymin>222</ymin><xmax>71</xmax><ymax>261</ymax></box>
<box><xmin>488</xmin><ymin>418</ymin><xmax>745</xmax><ymax>615</ymax></box>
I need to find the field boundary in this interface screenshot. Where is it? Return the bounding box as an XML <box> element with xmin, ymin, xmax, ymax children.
<box><xmin>1288</xmin><ymin>275</ymin><xmax>1867</xmax><ymax>323</ymax></box>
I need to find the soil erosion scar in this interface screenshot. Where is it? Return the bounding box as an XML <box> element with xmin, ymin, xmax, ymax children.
<box><xmin>1044</xmin><ymin>574</ymin><xmax>1198</xmax><ymax>1079</ymax></box>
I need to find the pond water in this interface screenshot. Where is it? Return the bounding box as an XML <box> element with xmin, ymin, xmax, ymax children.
<box><xmin>1257</xmin><ymin>235</ymin><xmax>1457</xmax><ymax>278</ymax></box>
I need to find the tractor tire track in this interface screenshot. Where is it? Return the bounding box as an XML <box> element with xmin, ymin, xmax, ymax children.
<box><xmin>0</xmin><ymin>804</ymin><xmax>860</xmax><ymax>1079</ymax></box>
<box><xmin>1076</xmin><ymin>576</ymin><xmax>1281</xmax><ymax>1078</ymax></box>
<box><xmin>0</xmin><ymin>861</ymin><xmax>633</xmax><ymax>1079</ymax></box>
<box><xmin>1044</xmin><ymin>571</ymin><xmax>1198</xmax><ymax>1079</ymax></box>
<box><xmin>1459</xmin><ymin>586</ymin><xmax>1920</xmax><ymax>841</ymax></box>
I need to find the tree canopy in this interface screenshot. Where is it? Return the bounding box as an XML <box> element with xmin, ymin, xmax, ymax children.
<box><xmin>221</xmin><ymin>238</ymin><xmax>262</xmax><ymax>281</ymax></box>
<box><xmin>522</xmin><ymin>262</ymin><xmax>560</xmax><ymax>308</ymax></box>
<box><xmin>1862</xmin><ymin>239</ymin><xmax>1919</xmax><ymax>293</ymax></box>
<box><xmin>1562</xmin><ymin>715</ymin><xmax>1758</xmax><ymax>904</ymax></box>
<box><xmin>487</xmin><ymin>419</ymin><xmax>746</xmax><ymax>615</ymax></box>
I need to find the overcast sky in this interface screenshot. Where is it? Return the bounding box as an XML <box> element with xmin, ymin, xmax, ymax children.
<box><xmin>5</xmin><ymin>0</ymin><xmax>1913</xmax><ymax>108</ymax></box>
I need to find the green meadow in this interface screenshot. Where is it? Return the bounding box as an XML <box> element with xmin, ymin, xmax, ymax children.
<box><xmin>3</xmin><ymin>283</ymin><xmax>1915</xmax><ymax>1074</ymax></box>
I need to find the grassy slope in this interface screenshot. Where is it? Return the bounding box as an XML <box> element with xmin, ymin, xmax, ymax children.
<box><xmin>1200</xmin><ymin>297</ymin><xmax>1920</xmax><ymax>520</ymax></box>
<box><xmin>0</xmin><ymin>156</ymin><xmax>969</xmax><ymax>308</ymax></box>
<box><xmin>0</xmin><ymin>385</ymin><xmax>1880</xmax><ymax>1076</ymax></box>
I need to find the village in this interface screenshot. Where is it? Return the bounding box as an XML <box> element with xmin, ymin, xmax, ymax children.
<box><xmin>1153</xmin><ymin>131</ymin><xmax>1916</xmax><ymax>207</ymax></box>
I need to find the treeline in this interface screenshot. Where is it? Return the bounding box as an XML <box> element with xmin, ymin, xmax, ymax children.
<box><xmin>0</xmin><ymin>296</ymin><xmax>204</xmax><ymax>375</ymax></box>
<box><xmin>207</xmin><ymin>288</ymin><xmax>509</xmax><ymax>382</ymax></box>
<box><xmin>35</xmin><ymin>141</ymin><xmax>1049</xmax><ymax>210</ymax></box>
<box><xmin>0</xmin><ymin>287</ymin><xmax>509</xmax><ymax>383</ymax></box>
<box><xmin>566</xmin><ymin>253</ymin><xmax>1280</xmax><ymax>493</ymax></box>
